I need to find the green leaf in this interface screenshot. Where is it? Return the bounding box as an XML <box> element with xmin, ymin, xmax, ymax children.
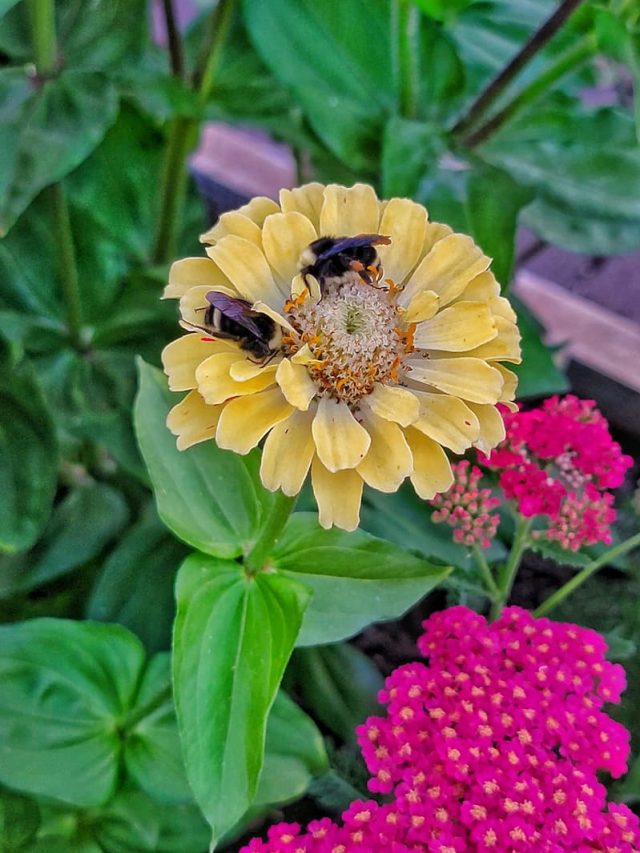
<box><xmin>381</xmin><ymin>117</ymin><xmax>445</xmax><ymax>198</ymax></box>
<box><xmin>0</xmin><ymin>787</ymin><xmax>40</xmax><ymax>851</ymax></box>
<box><xmin>172</xmin><ymin>553</ymin><xmax>310</xmax><ymax>842</ymax></box>
<box><xmin>412</xmin><ymin>0</ymin><xmax>472</xmax><ymax>23</ymax></box>
<box><xmin>466</xmin><ymin>163</ymin><xmax>534</xmax><ymax>289</ymax></box>
<box><xmin>135</xmin><ymin>361</ymin><xmax>279</xmax><ymax>560</ymax></box>
<box><xmin>243</xmin><ymin>0</ymin><xmax>393</xmax><ymax>171</ymax></box>
<box><xmin>511</xmin><ymin>298</ymin><xmax>570</xmax><ymax>399</ymax></box>
<box><xmin>290</xmin><ymin>643</ymin><xmax>383</xmax><ymax>742</ymax></box>
<box><xmin>0</xmin><ymin>359</ymin><xmax>57</xmax><ymax>554</ymax></box>
<box><xmin>0</xmin><ymin>619</ymin><xmax>145</xmax><ymax>807</ymax></box>
<box><xmin>0</xmin><ymin>482</ymin><xmax>129</xmax><ymax>598</ymax></box>
<box><xmin>255</xmin><ymin>691</ymin><xmax>329</xmax><ymax>807</ymax></box>
<box><xmin>0</xmin><ymin>68</ymin><xmax>118</xmax><ymax>236</ymax></box>
<box><xmin>86</xmin><ymin>508</ymin><xmax>187</xmax><ymax>653</ymax></box>
<box><xmin>0</xmin><ymin>0</ymin><xmax>20</xmax><ymax>17</ymax></box>
<box><xmin>123</xmin><ymin>653</ymin><xmax>192</xmax><ymax>804</ymax></box>
<box><xmin>482</xmin><ymin>104</ymin><xmax>640</xmax><ymax>254</ymax></box>
<box><xmin>271</xmin><ymin>512</ymin><xmax>451</xmax><ymax>645</ymax></box>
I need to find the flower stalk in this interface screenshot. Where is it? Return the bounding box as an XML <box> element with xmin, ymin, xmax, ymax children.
<box><xmin>49</xmin><ymin>183</ymin><xmax>83</xmax><ymax>349</ymax></box>
<box><xmin>27</xmin><ymin>0</ymin><xmax>57</xmax><ymax>77</ymax></box>
<box><xmin>452</xmin><ymin>0</ymin><xmax>587</xmax><ymax>140</ymax></box>
<box><xmin>392</xmin><ymin>0</ymin><xmax>420</xmax><ymax>119</ymax></box>
<box><xmin>490</xmin><ymin>515</ymin><xmax>532</xmax><ymax>619</ymax></box>
<box><xmin>535</xmin><ymin>529</ymin><xmax>640</xmax><ymax>617</ymax></box>
<box><xmin>473</xmin><ymin>544</ymin><xmax>500</xmax><ymax>601</ymax></box>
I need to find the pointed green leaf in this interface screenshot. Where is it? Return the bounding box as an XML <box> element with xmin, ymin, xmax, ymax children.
<box><xmin>134</xmin><ymin>361</ymin><xmax>279</xmax><ymax>559</ymax></box>
<box><xmin>172</xmin><ymin>553</ymin><xmax>310</xmax><ymax>841</ymax></box>
<box><xmin>272</xmin><ymin>513</ymin><xmax>451</xmax><ymax>645</ymax></box>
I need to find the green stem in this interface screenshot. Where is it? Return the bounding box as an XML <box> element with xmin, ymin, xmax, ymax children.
<box><xmin>244</xmin><ymin>492</ymin><xmax>297</xmax><ymax>574</ymax></box>
<box><xmin>490</xmin><ymin>516</ymin><xmax>532</xmax><ymax>620</ymax></box>
<box><xmin>27</xmin><ymin>0</ymin><xmax>57</xmax><ymax>76</ymax></box>
<box><xmin>49</xmin><ymin>184</ymin><xmax>83</xmax><ymax>348</ymax></box>
<box><xmin>392</xmin><ymin>0</ymin><xmax>420</xmax><ymax>119</ymax></box>
<box><xmin>161</xmin><ymin>0</ymin><xmax>186</xmax><ymax>80</ymax></box>
<box><xmin>534</xmin><ymin>531</ymin><xmax>640</xmax><ymax>618</ymax></box>
<box><xmin>464</xmin><ymin>36</ymin><xmax>594</xmax><ymax>147</ymax></box>
<box><xmin>473</xmin><ymin>545</ymin><xmax>501</xmax><ymax>601</ymax></box>
<box><xmin>151</xmin><ymin>0</ymin><xmax>237</xmax><ymax>266</ymax></box>
<box><xmin>452</xmin><ymin>0</ymin><xmax>587</xmax><ymax>139</ymax></box>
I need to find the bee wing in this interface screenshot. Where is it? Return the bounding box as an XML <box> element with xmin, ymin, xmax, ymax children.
<box><xmin>206</xmin><ymin>291</ymin><xmax>267</xmax><ymax>339</ymax></box>
<box><xmin>314</xmin><ymin>234</ymin><xmax>391</xmax><ymax>261</ymax></box>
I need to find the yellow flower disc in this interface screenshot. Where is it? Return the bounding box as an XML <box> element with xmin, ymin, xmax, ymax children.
<box><xmin>162</xmin><ymin>183</ymin><xmax>521</xmax><ymax>531</ymax></box>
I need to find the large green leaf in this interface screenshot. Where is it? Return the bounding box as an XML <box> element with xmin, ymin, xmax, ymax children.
<box><xmin>87</xmin><ymin>508</ymin><xmax>187</xmax><ymax>653</ymax></box>
<box><xmin>381</xmin><ymin>117</ymin><xmax>445</xmax><ymax>198</ymax></box>
<box><xmin>0</xmin><ymin>619</ymin><xmax>145</xmax><ymax>806</ymax></box>
<box><xmin>482</xmin><ymin>105</ymin><xmax>640</xmax><ymax>254</ymax></box>
<box><xmin>0</xmin><ymin>482</ymin><xmax>129</xmax><ymax>598</ymax></box>
<box><xmin>465</xmin><ymin>162</ymin><xmax>534</xmax><ymax>289</ymax></box>
<box><xmin>510</xmin><ymin>298</ymin><xmax>569</xmax><ymax>399</ymax></box>
<box><xmin>172</xmin><ymin>553</ymin><xmax>310</xmax><ymax>842</ymax></box>
<box><xmin>243</xmin><ymin>0</ymin><xmax>393</xmax><ymax>171</ymax></box>
<box><xmin>135</xmin><ymin>361</ymin><xmax>279</xmax><ymax>559</ymax></box>
<box><xmin>0</xmin><ymin>359</ymin><xmax>57</xmax><ymax>554</ymax></box>
<box><xmin>0</xmin><ymin>68</ymin><xmax>118</xmax><ymax>236</ymax></box>
<box><xmin>289</xmin><ymin>643</ymin><xmax>384</xmax><ymax>742</ymax></box>
<box><xmin>271</xmin><ymin>512</ymin><xmax>451</xmax><ymax>645</ymax></box>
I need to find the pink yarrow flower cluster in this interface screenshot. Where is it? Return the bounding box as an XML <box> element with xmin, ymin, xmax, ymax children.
<box><xmin>483</xmin><ymin>396</ymin><xmax>632</xmax><ymax>551</ymax></box>
<box><xmin>241</xmin><ymin>607</ymin><xmax>638</xmax><ymax>853</ymax></box>
<box><xmin>429</xmin><ymin>460</ymin><xmax>500</xmax><ymax>549</ymax></box>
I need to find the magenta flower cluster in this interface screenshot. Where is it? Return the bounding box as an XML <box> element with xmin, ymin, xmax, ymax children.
<box><xmin>241</xmin><ymin>607</ymin><xmax>638</xmax><ymax>853</ymax></box>
<box><xmin>483</xmin><ymin>396</ymin><xmax>632</xmax><ymax>551</ymax></box>
<box><xmin>429</xmin><ymin>460</ymin><xmax>500</xmax><ymax>548</ymax></box>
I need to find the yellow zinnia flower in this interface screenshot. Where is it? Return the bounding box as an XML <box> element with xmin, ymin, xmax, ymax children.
<box><xmin>162</xmin><ymin>183</ymin><xmax>521</xmax><ymax>531</ymax></box>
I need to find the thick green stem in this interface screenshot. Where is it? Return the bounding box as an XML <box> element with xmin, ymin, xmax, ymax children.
<box><xmin>473</xmin><ymin>545</ymin><xmax>501</xmax><ymax>601</ymax></box>
<box><xmin>465</xmin><ymin>36</ymin><xmax>594</xmax><ymax>147</ymax></box>
<box><xmin>151</xmin><ymin>0</ymin><xmax>237</xmax><ymax>266</ymax></box>
<box><xmin>392</xmin><ymin>0</ymin><xmax>420</xmax><ymax>119</ymax></box>
<box><xmin>452</xmin><ymin>0</ymin><xmax>587</xmax><ymax>139</ymax></box>
<box><xmin>534</xmin><ymin>531</ymin><xmax>640</xmax><ymax>618</ymax></box>
<box><xmin>490</xmin><ymin>516</ymin><xmax>532</xmax><ymax>620</ymax></box>
<box><xmin>244</xmin><ymin>492</ymin><xmax>297</xmax><ymax>574</ymax></box>
<box><xmin>27</xmin><ymin>0</ymin><xmax>57</xmax><ymax>76</ymax></box>
<box><xmin>49</xmin><ymin>182</ymin><xmax>83</xmax><ymax>348</ymax></box>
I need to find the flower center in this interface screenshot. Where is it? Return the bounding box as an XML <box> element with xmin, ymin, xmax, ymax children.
<box><xmin>286</xmin><ymin>274</ymin><xmax>410</xmax><ymax>407</ymax></box>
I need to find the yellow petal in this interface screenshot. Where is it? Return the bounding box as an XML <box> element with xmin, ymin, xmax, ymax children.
<box><xmin>413</xmin><ymin>301</ymin><xmax>497</xmax><ymax>352</ymax></box>
<box><xmin>206</xmin><ymin>234</ymin><xmax>286</xmax><ymax>309</ymax></box>
<box><xmin>412</xmin><ymin>392</ymin><xmax>480</xmax><ymax>453</ymax></box>
<box><xmin>291</xmin><ymin>344</ymin><xmax>323</xmax><ymax>366</ymax></box>
<box><xmin>420</xmin><ymin>221</ymin><xmax>453</xmax><ymax>259</ymax></box>
<box><xmin>279</xmin><ymin>183</ymin><xmax>325</xmax><ymax>231</ymax></box>
<box><xmin>405</xmin><ymin>427</ymin><xmax>454</xmax><ymax>499</ymax></box>
<box><xmin>166</xmin><ymin>391</ymin><xmax>222</xmax><ymax>451</ymax></box>
<box><xmin>276</xmin><ymin>358</ymin><xmax>317</xmax><ymax>411</ymax></box>
<box><xmin>404</xmin><ymin>289</ymin><xmax>440</xmax><ymax>323</ymax></box>
<box><xmin>215</xmin><ymin>388</ymin><xmax>293</xmax><ymax>454</ymax></box>
<box><xmin>196</xmin><ymin>352</ymin><xmax>277</xmax><ymax>405</ymax></box>
<box><xmin>262</xmin><ymin>211</ymin><xmax>317</xmax><ymax>290</ymax></box>
<box><xmin>163</xmin><ymin>257</ymin><xmax>235</xmax><ymax>300</ymax></box>
<box><xmin>200</xmin><ymin>197</ymin><xmax>279</xmax><ymax>244</ymax></box>
<box><xmin>178</xmin><ymin>285</ymin><xmax>235</xmax><ymax>329</ymax></box>
<box><xmin>319</xmin><ymin>184</ymin><xmax>380</xmax><ymax>236</ymax></box>
<box><xmin>229</xmin><ymin>356</ymin><xmax>282</xmax><ymax>381</ymax></box>
<box><xmin>162</xmin><ymin>334</ymin><xmax>235</xmax><ymax>391</ymax></box>
<box><xmin>260</xmin><ymin>409</ymin><xmax>316</xmax><ymax>495</ymax></box>
<box><xmin>364</xmin><ymin>383</ymin><xmax>420</xmax><ymax>427</ymax></box>
<box><xmin>311</xmin><ymin>458</ymin><xmax>363</xmax><ymax>531</ymax></box>
<box><xmin>459</xmin><ymin>316</ymin><xmax>521</xmax><ymax>363</ymax></box>
<box><xmin>377</xmin><ymin>198</ymin><xmax>427</xmax><ymax>284</ymax></box>
<box><xmin>250</xmin><ymin>300</ymin><xmax>296</xmax><ymax>336</ymax></box>
<box><xmin>458</xmin><ymin>270</ymin><xmax>500</xmax><ymax>301</ymax></box>
<box><xmin>311</xmin><ymin>397</ymin><xmax>371</xmax><ymax>471</ymax></box>
<box><xmin>356</xmin><ymin>413</ymin><xmax>412</xmax><ymax>492</ymax></box>
<box><xmin>496</xmin><ymin>364</ymin><xmax>519</xmax><ymax>411</ymax></box>
<box><xmin>407</xmin><ymin>357</ymin><xmax>503</xmax><ymax>404</ymax></box>
<box><xmin>400</xmin><ymin>233</ymin><xmax>491</xmax><ymax>310</ymax></box>
<box><xmin>466</xmin><ymin>402</ymin><xmax>506</xmax><ymax>454</ymax></box>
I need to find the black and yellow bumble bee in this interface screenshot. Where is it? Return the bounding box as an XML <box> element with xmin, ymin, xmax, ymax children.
<box><xmin>299</xmin><ymin>233</ymin><xmax>391</xmax><ymax>290</ymax></box>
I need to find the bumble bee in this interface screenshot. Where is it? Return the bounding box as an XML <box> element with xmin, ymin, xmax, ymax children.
<box><xmin>184</xmin><ymin>291</ymin><xmax>281</xmax><ymax>362</ymax></box>
<box><xmin>299</xmin><ymin>233</ymin><xmax>391</xmax><ymax>289</ymax></box>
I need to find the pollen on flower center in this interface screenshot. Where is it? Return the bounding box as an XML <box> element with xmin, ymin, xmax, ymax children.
<box><xmin>285</xmin><ymin>275</ymin><xmax>409</xmax><ymax>407</ymax></box>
